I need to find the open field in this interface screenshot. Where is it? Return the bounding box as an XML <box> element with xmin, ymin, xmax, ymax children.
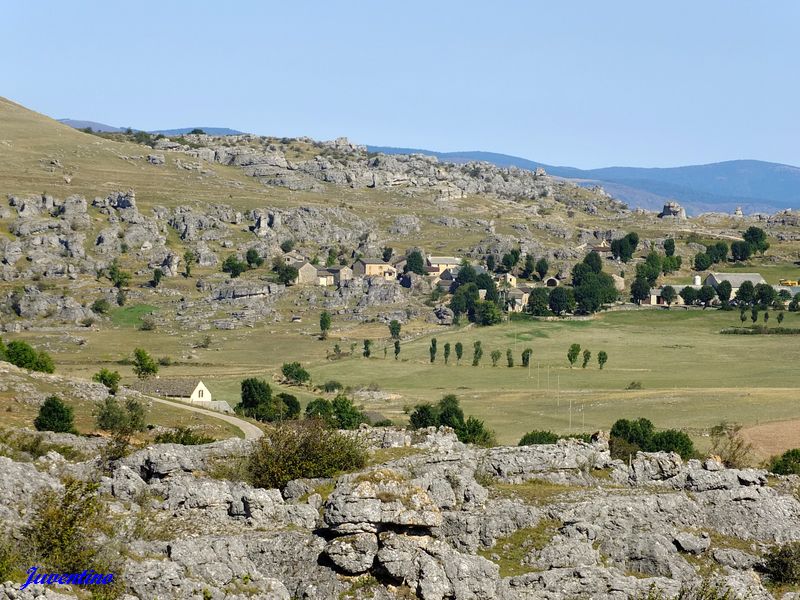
<box><xmin>10</xmin><ymin>307</ymin><xmax>800</xmax><ymax>452</ymax></box>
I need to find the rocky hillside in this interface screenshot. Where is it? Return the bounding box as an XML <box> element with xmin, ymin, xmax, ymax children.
<box><xmin>1</xmin><ymin>426</ymin><xmax>798</xmax><ymax>599</ymax></box>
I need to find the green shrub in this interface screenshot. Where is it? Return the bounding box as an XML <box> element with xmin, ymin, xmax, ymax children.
<box><xmin>409</xmin><ymin>395</ymin><xmax>494</xmax><ymax>446</ymax></box>
<box><xmin>519</xmin><ymin>430</ymin><xmax>560</xmax><ymax>445</ymax></box>
<box><xmin>281</xmin><ymin>361</ymin><xmax>310</xmax><ymax>384</ymax></box>
<box><xmin>154</xmin><ymin>427</ymin><xmax>214</xmax><ymax>445</ymax></box>
<box><xmin>764</xmin><ymin>541</ymin><xmax>800</xmax><ymax>584</ymax></box>
<box><xmin>610</xmin><ymin>417</ymin><xmax>695</xmax><ymax>459</ymax></box>
<box><xmin>34</xmin><ymin>396</ymin><xmax>77</xmax><ymax>434</ymax></box>
<box><xmin>248</xmin><ymin>421</ymin><xmax>366</xmax><ymax>489</ymax></box>
<box><xmin>23</xmin><ymin>478</ymin><xmax>122</xmax><ymax>593</ymax></box>
<box><xmin>769</xmin><ymin>448</ymin><xmax>800</xmax><ymax>475</ymax></box>
<box><xmin>4</xmin><ymin>340</ymin><xmax>55</xmax><ymax>373</ymax></box>
<box><xmin>331</xmin><ymin>394</ymin><xmax>367</xmax><ymax>429</ymax></box>
<box><xmin>91</xmin><ymin>298</ymin><xmax>111</xmax><ymax>314</ymax></box>
<box><xmin>93</xmin><ymin>369</ymin><xmax>121</xmax><ymax>394</ymax></box>
<box><xmin>322</xmin><ymin>380</ymin><xmax>343</xmax><ymax>393</ymax></box>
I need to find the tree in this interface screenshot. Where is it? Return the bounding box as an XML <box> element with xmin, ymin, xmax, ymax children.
<box><xmin>630</xmin><ymin>277</ymin><xmax>650</xmax><ymax>305</ymax></box>
<box><xmin>443</xmin><ymin>342</ymin><xmax>451</xmax><ymax>365</ymax></box>
<box><xmin>535</xmin><ymin>257</ymin><xmax>549</xmax><ymax>281</ymax></box>
<box><xmin>276</xmin><ymin>264</ymin><xmax>298</xmax><ymax>285</ymax></box>
<box><xmin>486</xmin><ymin>254</ymin><xmax>497</xmax><ymax>272</ymax></box>
<box><xmin>95</xmin><ymin>396</ymin><xmax>146</xmax><ymax>437</ymax></box>
<box><xmin>222</xmin><ymin>255</ymin><xmax>248</xmax><ymax>278</ymax></box>
<box><xmin>471</xmin><ymin>341</ymin><xmax>483</xmax><ymax>366</ymax></box>
<box><xmin>582</xmin><ymin>349</ymin><xmax>591</xmax><ymax>369</ymax></box>
<box><xmin>731</xmin><ymin>240</ymin><xmax>752</xmax><ymax>262</ymax></box>
<box><xmin>597</xmin><ymin>350</ymin><xmax>608</xmax><ymax>370</ymax></box>
<box><xmin>754</xmin><ymin>282</ymin><xmax>777</xmax><ymax>307</ymax></box>
<box><xmin>320</xmin><ymin>311</ymin><xmax>332</xmax><ymax>340</ymax></box>
<box><xmin>382</xmin><ymin>247</ymin><xmax>393</xmax><ymax>262</ymax></box>
<box><xmin>764</xmin><ymin>310</ymin><xmax>770</xmax><ymax>325</ymax></box>
<box><xmin>475</xmin><ymin>273</ymin><xmax>500</xmax><ymax>303</ymax></box>
<box><xmin>521</xmin><ymin>348</ymin><xmax>532</xmax><ymax>367</ymax></box>
<box><xmin>661</xmin><ymin>255</ymin><xmax>682</xmax><ymax>274</ymax></box>
<box><xmin>584</xmin><ymin>251</ymin><xmax>602</xmax><ymax>274</ymax></box>
<box><xmin>694</xmin><ymin>252</ymin><xmax>711</xmax><ymax>271</ymax></box>
<box><xmin>363</xmin><ymin>339</ymin><xmax>372</xmax><ymax>358</ymax></box>
<box><xmin>455</xmin><ymin>264</ymin><xmax>477</xmax><ymax>286</ymax></box>
<box><xmin>239</xmin><ymin>378</ymin><xmax>272</xmax><ymax>413</ymax></box>
<box><xmin>183</xmin><ymin>250</ymin><xmax>195</xmax><ymax>277</ymax></box>
<box><xmin>409</xmin><ymin>403</ymin><xmax>438</xmax><ymax>429</ymax></box>
<box><xmin>332</xmin><ymin>394</ymin><xmax>367</xmax><ymax>429</ymax></box>
<box><xmin>751</xmin><ymin>307</ymin><xmax>759</xmax><ymax>323</ymax></box>
<box><xmin>282</xmin><ymin>361</ymin><xmax>310</xmax><ymax>384</ymax></box>
<box><xmin>388</xmin><ymin>320</ymin><xmax>401</xmax><ymax>339</ymax></box>
<box><xmin>567</xmin><ymin>343</ymin><xmax>581</xmax><ymax>368</ymax></box>
<box><xmin>490</xmin><ymin>349</ymin><xmax>502</xmax><ymax>367</ymax></box>
<box><xmin>522</xmin><ymin>254</ymin><xmax>536</xmax><ymax>279</ymax></box>
<box><xmin>735</xmin><ymin>280</ymin><xmax>755</xmax><ymax>305</ymax></box>
<box><xmin>680</xmin><ymin>286</ymin><xmax>698</xmax><ymax>306</ymax></box>
<box><xmin>740</xmin><ymin>309</ymin><xmax>747</xmax><ymax>325</ymax></box>
<box><xmin>280</xmin><ymin>239</ymin><xmax>295</xmax><ymax>253</ymax></box>
<box><xmin>438</xmin><ymin>394</ymin><xmax>465</xmax><ymax>431</ymax></box>
<box><xmin>189</xmin><ymin>128</ymin><xmax>206</xmax><ymax>135</ymax></box>
<box><xmin>548</xmin><ymin>287</ymin><xmax>575</xmax><ymax>315</ymax></box>
<box><xmin>132</xmin><ymin>348</ymin><xmax>158</xmax><ymax>379</ymax></box>
<box><xmin>429</xmin><ymin>338</ymin><xmax>438</xmax><ymax>363</ymax></box>
<box><xmin>394</xmin><ymin>340</ymin><xmax>401</xmax><ymax>360</ymax></box>
<box><xmin>92</xmin><ymin>368</ymin><xmax>121</xmax><ymax>394</ymax></box>
<box><xmin>661</xmin><ymin>285</ymin><xmax>677</xmax><ymax>307</ymax></box>
<box><xmin>697</xmin><ymin>285</ymin><xmax>716</xmax><ymax>308</ymax></box>
<box><xmin>305</xmin><ymin>397</ymin><xmax>334</xmax><ymax>422</ymax></box>
<box><xmin>34</xmin><ymin>396</ymin><xmax>76</xmax><ymax>434</ymax></box>
<box><xmin>506</xmin><ymin>348</ymin><xmax>514</xmax><ymax>368</ymax></box>
<box><xmin>743</xmin><ymin>226</ymin><xmax>769</xmax><ymax>255</ymax></box>
<box><xmin>455</xmin><ymin>342</ymin><xmax>463</xmax><ymax>365</ymax></box>
<box><xmin>107</xmin><ymin>259</ymin><xmax>131</xmax><ymax>288</ymax></box>
<box><xmin>716</xmin><ymin>280</ymin><xmax>732</xmax><ymax>305</ymax></box>
<box><xmin>245</xmin><ymin>248</ymin><xmax>264</xmax><ymax>268</ymax></box>
<box><xmin>527</xmin><ymin>288</ymin><xmax>550</xmax><ymax>316</ymax></box>
<box><xmin>406</xmin><ymin>250</ymin><xmax>426</xmax><ymax>275</ymax></box>
<box><xmin>664</xmin><ymin>238</ymin><xmax>675</xmax><ymax>257</ymax></box>
<box><xmin>707</xmin><ymin>241</ymin><xmax>728</xmax><ymax>264</ymax></box>
<box><xmin>152</xmin><ymin>268</ymin><xmax>163</xmax><ymax>287</ymax></box>
<box><xmin>778</xmin><ymin>312</ymin><xmax>785</xmax><ymax>326</ymax></box>
<box><xmin>475</xmin><ymin>300</ymin><xmax>502</xmax><ymax>326</ymax></box>
<box><xmin>519</xmin><ymin>430</ymin><xmax>560</xmax><ymax>445</ymax></box>
<box><xmin>450</xmin><ymin>283</ymin><xmax>479</xmax><ymax>320</ymax></box>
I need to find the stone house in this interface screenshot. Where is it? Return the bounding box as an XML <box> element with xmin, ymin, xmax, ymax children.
<box><xmin>316</xmin><ymin>270</ymin><xmax>335</xmax><ymax>286</ymax></box>
<box><xmin>352</xmin><ymin>259</ymin><xmax>397</xmax><ymax>280</ymax></box>
<box><xmin>293</xmin><ymin>261</ymin><xmax>320</xmax><ymax>285</ymax></box>
<box><xmin>326</xmin><ymin>265</ymin><xmax>353</xmax><ymax>286</ymax></box>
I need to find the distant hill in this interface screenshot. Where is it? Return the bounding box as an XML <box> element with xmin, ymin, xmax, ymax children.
<box><xmin>367</xmin><ymin>146</ymin><xmax>800</xmax><ymax>214</ymax></box>
<box><xmin>150</xmin><ymin>127</ymin><xmax>244</xmax><ymax>136</ymax></box>
<box><xmin>58</xmin><ymin>119</ymin><xmax>124</xmax><ymax>133</ymax></box>
<box><xmin>58</xmin><ymin>119</ymin><xmax>243</xmax><ymax>136</ymax></box>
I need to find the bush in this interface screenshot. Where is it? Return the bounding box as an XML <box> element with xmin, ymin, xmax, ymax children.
<box><xmin>610</xmin><ymin>417</ymin><xmax>696</xmax><ymax>459</ymax></box>
<box><xmin>305</xmin><ymin>397</ymin><xmax>334</xmax><ymax>422</ymax></box>
<box><xmin>91</xmin><ymin>298</ymin><xmax>111</xmax><ymax>314</ymax></box>
<box><xmin>34</xmin><ymin>396</ymin><xmax>77</xmax><ymax>434</ymax></box>
<box><xmin>5</xmin><ymin>340</ymin><xmax>55</xmax><ymax>373</ymax></box>
<box><xmin>519</xmin><ymin>430</ymin><xmax>560</xmax><ymax>445</ymax></box>
<box><xmin>95</xmin><ymin>397</ymin><xmax>146</xmax><ymax>436</ymax></box>
<box><xmin>626</xmin><ymin>381</ymin><xmax>643</xmax><ymax>390</ymax></box>
<box><xmin>22</xmin><ymin>478</ymin><xmax>122</xmax><ymax>591</ymax></box>
<box><xmin>247</xmin><ymin>421</ymin><xmax>367</xmax><ymax>489</ymax></box>
<box><xmin>154</xmin><ymin>427</ymin><xmax>214</xmax><ymax>445</ymax></box>
<box><xmin>331</xmin><ymin>394</ymin><xmax>367</xmax><ymax>429</ymax></box>
<box><xmin>769</xmin><ymin>448</ymin><xmax>800</xmax><ymax>475</ymax></box>
<box><xmin>322</xmin><ymin>380</ymin><xmax>343</xmax><ymax>393</ymax></box>
<box><xmin>765</xmin><ymin>542</ymin><xmax>800</xmax><ymax>584</ymax></box>
<box><xmin>282</xmin><ymin>361</ymin><xmax>310</xmax><ymax>384</ymax></box>
<box><xmin>409</xmin><ymin>395</ymin><xmax>494</xmax><ymax>446</ymax></box>
<box><xmin>709</xmin><ymin>422</ymin><xmax>752</xmax><ymax>468</ymax></box>
<box><xmin>140</xmin><ymin>315</ymin><xmax>157</xmax><ymax>331</ymax></box>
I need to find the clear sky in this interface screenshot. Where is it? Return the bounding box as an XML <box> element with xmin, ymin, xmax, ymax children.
<box><xmin>2</xmin><ymin>1</ymin><xmax>799</xmax><ymax>169</ymax></box>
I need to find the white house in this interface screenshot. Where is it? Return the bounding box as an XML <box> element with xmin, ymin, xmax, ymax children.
<box><xmin>130</xmin><ymin>379</ymin><xmax>233</xmax><ymax>413</ymax></box>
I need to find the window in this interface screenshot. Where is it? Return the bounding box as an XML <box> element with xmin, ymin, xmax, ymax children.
<box><xmin>198</xmin><ymin>389</ymin><xmax>203</xmax><ymax>398</ymax></box>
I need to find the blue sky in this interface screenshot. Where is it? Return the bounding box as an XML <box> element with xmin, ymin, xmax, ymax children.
<box><xmin>2</xmin><ymin>1</ymin><xmax>798</xmax><ymax>169</ymax></box>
